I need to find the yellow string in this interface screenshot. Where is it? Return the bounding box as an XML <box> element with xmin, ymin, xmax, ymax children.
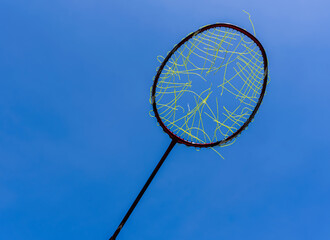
<box><xmin>150</xmin><ymin>23</ymin><xmax>267</xmax><ymax>158</ymax></box>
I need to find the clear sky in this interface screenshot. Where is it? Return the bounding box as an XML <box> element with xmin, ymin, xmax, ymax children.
<box><xmin>0</xmin><ymin>0</ymin><xmax>330</xmax><ymax>239</ymax></box>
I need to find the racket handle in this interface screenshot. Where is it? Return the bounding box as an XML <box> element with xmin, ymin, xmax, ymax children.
<box><xmin>108</xmin><ymin>139</ymin><xmax>177</xmax><ymax>240</ymax></box>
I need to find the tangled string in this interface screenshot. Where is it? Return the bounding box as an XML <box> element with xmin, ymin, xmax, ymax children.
<box><xmin>153</xmin><ymin>26</ymin><xmax>265</xmax><ymax>146</ymax></box>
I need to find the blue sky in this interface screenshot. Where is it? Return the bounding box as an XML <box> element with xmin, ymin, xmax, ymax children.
<box><xmin>0</xmin><ymin>0</ymin><xmax>330</xmax><ymax>239</ymax></box>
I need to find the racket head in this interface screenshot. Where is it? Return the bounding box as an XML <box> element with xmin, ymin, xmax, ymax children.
<box><xmin>151</xmin><ymin>23</ymin><xmax>268</xmax><ymax>147</ymax></box>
